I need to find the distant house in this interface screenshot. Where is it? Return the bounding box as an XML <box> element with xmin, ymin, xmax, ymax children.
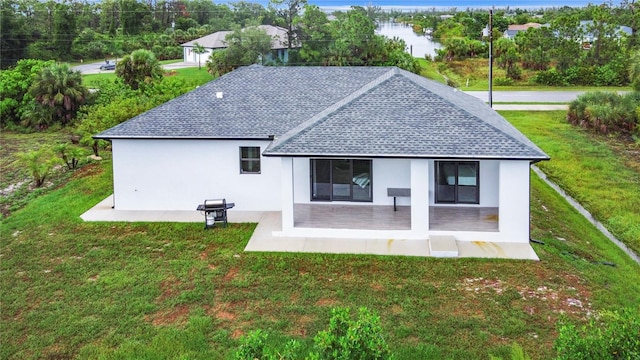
<box><xmin>578</xmin><ymin>20</ymin><xmax>632</xmax><ymax>46</ymax></box>
<box><xmin>503</xmin><ymin>23</ymin><xmax>542</xmax><ymax>40</ymax></box>
<box><xmin>94</xmin><ymin>65</ymin><xmax>549</xmax><ymax>258</ymax></box>
<box><xmin>181</xmin><ymin>25</ymin><xmax>298</xmax><ymax>65</ymax></box>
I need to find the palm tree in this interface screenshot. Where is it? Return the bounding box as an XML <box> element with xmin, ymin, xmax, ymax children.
<box><xmin>115</xmin><ymin>49</ymin><xmax>164</xmax><ymax>90</ymax></box>
<box><xmin>192</xmin><ymin>42</ymin><xmax>207</xmax><ymax>70</ymax></box>
<box><xmin>28</xmin><ymin>63</ymin><xmax>88</xmax><ymax>126</ymax></box>
<box><xmin>628</xmin><ymin>51</ymin><xmax>640</xmax><ymax>91</ymax></box>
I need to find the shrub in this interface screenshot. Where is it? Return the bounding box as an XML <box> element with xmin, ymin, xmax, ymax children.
<box><xmin>235</xmin><ymin>329</ymin><xmax>268</xmax><ymax>360</ymax></box>
<box><xmin>567</xmin><ymin>91</ymin><xmax>639</xmax><ymax>134</ymax></box>
<box><xmin>310</xmin><ymin>307</ymin><xmax>392</xmax><ymax>360</ymax></box>
<box><xmin>554</xmin><ymin>307</ymin><xmax>640</xmax><ymax>360</ymax></box>
<box><xmin>494</xmin><ymin>78</ymin><xmax>514</xmax><ymax>86</ymax></box>
<box><xmin>16</xmin><ymin>147</ymin><xmax>63</xmax><ymax>187</ymax></box>
<box><xmin>563</xmin><ymin>66</ymin><xmax>595</xmax><ymax>86</ymax></box>
<box><xmin>532</xmin><ymin>68</ymin><xmax>566</xmax><ymax>86</ymax></box>
<box><xmin>490</xmin><ymin>342</ymin><xmax>531</xmax><ymax>360</ymax></box>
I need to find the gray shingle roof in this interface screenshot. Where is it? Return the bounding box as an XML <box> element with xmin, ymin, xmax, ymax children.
<box><xmin>96</xmin><ymin>65</ymin><xmax>548</xmax><ymax>161</ymax></box>
<box><xmin>181</xmin><ymin>25</ymin><xmax>293</xmax><ymax>50</ymax></box>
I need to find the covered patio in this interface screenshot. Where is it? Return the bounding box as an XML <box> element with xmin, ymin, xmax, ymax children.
<box><xmin>293</xmin><ymin>203</ymin><xmax>498</xmax><ymax>232</ymax></box>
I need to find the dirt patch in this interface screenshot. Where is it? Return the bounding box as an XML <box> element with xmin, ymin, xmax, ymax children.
<box><xmin>288</xmin><ymin>314</ymin><xmax>314</xmax><ymax>337</ymax></box>
<box><xmin>146</xmin><ymin>305</ymin><xmax>190</xmax><ymax>326</ymax></box>
<box><xmin>370</xmin><ymin>283</ymin><xmax>385</xmax><ymax>291</ymax></box>
<box><xmin>223</xmin><ymin>267</ymin><xmax>239</xmax><ymax>282</ymax></box>
<box><xmin>231</xmin><ymin>329</ymin><xmax>244</xmax><ymax>339</ymax></box>
<box><xmin>458</xmin><ymin>277</ymin><xmax>592</xmax><ymax>317</ymax></box>
<box><xmin>157</xmin><ymin>277</ymin><xmax>182</xmax><ymax>302</ymax></box>
<box><xmin>316</xmin><ymin>298</ymin><xmax>339</xmax><ymax>307</ymax></box>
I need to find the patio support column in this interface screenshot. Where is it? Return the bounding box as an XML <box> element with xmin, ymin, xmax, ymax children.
<box><xmin>498</xmin><ymin>161</ymin><xmax>530</xmax><ymax>242</ymax></box>
<box><xmin>281</xmin><ymin>157</ymin><xmax>295</xmax><ymax>233</ymax></box>
<box><xmin>410</xmin><ymin>159</ymin><xmax>429</xmax><ymax>237</ymax></box>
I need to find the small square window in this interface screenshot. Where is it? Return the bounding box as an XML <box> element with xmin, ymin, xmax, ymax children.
<box><xmin>240</xmin><ymin>147</ymin><xmax>261</xmax><ymax>174</ymax></box>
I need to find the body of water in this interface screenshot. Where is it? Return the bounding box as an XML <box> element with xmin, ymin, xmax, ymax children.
<box><xmin>376</xmin><ymin>22</ymin><xmax>443</xmax><ymax>59</ymax></box>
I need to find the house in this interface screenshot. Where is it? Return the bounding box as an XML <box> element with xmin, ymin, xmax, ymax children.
<box><xmin>180</xmin><ymin>25</ymin><xmax>297</xmax><ymax>65</ymax></box>
<box><xmin>578</xmin><ymin>20</ymin><xmax>632</xmax><ymax>46</ymax></box>
<box><xmin>94</xmin><ymin>66</ymin><xmax>548</xmax><ymax>257</ymax></box>
<box><xmin>503</xmin><ymin>23</ymin><xmax>542</xmax><ymax>40</ymax></box>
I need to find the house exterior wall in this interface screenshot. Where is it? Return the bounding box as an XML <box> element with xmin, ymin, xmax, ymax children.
<box><xmin>111</xmin><ymin>139</ymin><xmax>280</xmax><ymax>211</ymax></box>
<box><xmin>183</xmin><ymin>47</ymin><xmax>213</xmax><ymax>64</ymax></box>
<box><xmin>498</xmin><ymin>160</ymin><xmax>531</xmax><ymax>243</ymax></box>
<box><xmin>292</xmin><ymin>158</ymin><xmax>412</xmax><ymax>206</ymax></box>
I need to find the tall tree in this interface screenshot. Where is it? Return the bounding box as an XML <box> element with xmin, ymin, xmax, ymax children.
<box><xmin>296</xmin><ymin>4</ymin><xmax>332</xmax><ymax>65</ymax></box>
<box><xmin>0</xmin><ymin>0</ymin><xmax>29</xmax><ymax>68</ymax></box>
<box><xmin>269</xmin><ymin>0</ymin><xmax>306</xmax><ymax>50</ymax></box>
<box><xmin>28</xmin><ymin>63</ymin><xmax>88</xmax><ymax>126</ymax></box>
<box><xmin>52</xmin><ymin>2</ymin><xmax>76</xmax><ymax>60</ymax></box>
<box><xmin>328</xmin><ymin>7</ymin><xmax>377</xmax><ymax>65</ymax></box>
<box><xmin>116</xmin><ymin>49</ymin><xmax>164</xmax><ymax>90</ymax></box>
<box><xmin>206</xmin><ymin>26</ymin><xmax>272</xmax><ymax>76</ymax></box>
<box><xmin>628</xmin><ymin>50</ymin><xmax>640</xmax><ymax>90</ymax></box>
<box><xmin>120</xmin><ymin>0</ymin><xmax>149</xmax><ymax>35</ymax></box>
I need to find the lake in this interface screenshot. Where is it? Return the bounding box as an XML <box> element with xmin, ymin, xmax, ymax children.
<box><xmin>376</xmin><ymin>22</ymin><xmax>443</xmax><ymax>59</ymax></box>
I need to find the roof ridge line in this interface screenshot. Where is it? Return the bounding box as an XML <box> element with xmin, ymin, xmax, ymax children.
<box><xmin>399</xmin><ymin>70</ymin><xmax>548</xmax><ymax>158</ymax></box>
<box><xmin>265</xmin><ymin>67</ymin><xmax>397</xmax><ymax>153</ymax></box>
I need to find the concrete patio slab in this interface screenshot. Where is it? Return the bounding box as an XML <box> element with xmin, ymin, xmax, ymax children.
<box><xmin>80</xmin><ymin>195</ymin><xmax>264</xmax><ymax>223</ymax></box>
<box><xmin>81</xmin><ymin>196</ymin><xmax>538</xmax><ymax>259</ymax></box>
<box><xmin>457</xmin><ymin>241</ymin><xmax>539</xmax><ymax>260</ymax></box>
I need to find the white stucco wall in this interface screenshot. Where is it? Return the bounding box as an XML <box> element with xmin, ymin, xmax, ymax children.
<box><xmin>292</xmin><ymin>158</ymin><xmax>411</xmax><ymax>206</ymax></box>
<box><xmin>182</xmin><ymin>47</ymin><xmax>213</xmax><ymax>64</ymax></box>
<box><xmin>111</xmin><ymin>139</ymin><xmax>280</xmax><ymax>211</ymax></box>
<box><xmin>498</xmin><ymin>160</ymin><xmax>532</xmax><ymax>243</ymax></box>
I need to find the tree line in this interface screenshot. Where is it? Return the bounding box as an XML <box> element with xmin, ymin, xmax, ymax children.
<box><xmin>395</xmin><ymin>3</ymin><xmax>640</xmax><ymax>87</ymax></box>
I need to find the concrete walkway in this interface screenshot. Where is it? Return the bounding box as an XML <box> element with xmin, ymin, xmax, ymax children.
<box><xmin>491</xmin><ymin>104</ymin><xmax>568</xmax><ymax>111</ymax></box>
<box><xmin>81</xmin><ymin>195</ymin><xmax>539</xmax><ymax>260</ymax></box>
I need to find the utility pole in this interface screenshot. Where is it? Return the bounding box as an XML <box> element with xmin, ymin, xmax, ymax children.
<box><xmin>488</xmin><ymin>9</ymin><xmax>493</xmax><ymax>108</ymax></box>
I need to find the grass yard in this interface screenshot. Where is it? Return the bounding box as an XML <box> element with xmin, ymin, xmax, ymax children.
<box><xmin>502</xmin><ymin>111</ymin><xmax>640</xmax><ymax>256</ymax></box>
<box><xmin>1</xmin><ymin>135</ymin><xmax>640</xmax><ymax>359</ymax></box>
<box><xmin>82</xmin><ymin>66</ymin><xmax>213</xmax><ymax>88</ymax></box>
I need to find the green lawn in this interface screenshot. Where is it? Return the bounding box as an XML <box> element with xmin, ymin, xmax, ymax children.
<box><xmin>82</xmin><ymin>65</ymin><xmax>212</xmax><ymax>88</ymax></box>
<box><xmin>502</xmin><ymin>111</ymin><xmax>640</xmax><ymax>256</ymax></box>
<box><xmin>1</xmin><ymin>134</ymin><xmax>639</xmax><ymax>359</ymax></box>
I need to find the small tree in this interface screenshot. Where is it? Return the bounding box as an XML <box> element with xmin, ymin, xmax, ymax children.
<box><xmin>16</xmin><ymin>147</ymin><xmax>62</xmax><ymax>187</ymax></box>
<box><xmin>192</xmin><ymin>42</ymin><xmax>207</xmax><ymax>70</ymax></box>
<box><xmin>54</xmin><ymin>142</ymin><xmax>86</xmax><ymax>170</ymax></box>
<box><xmin>116</xmin><ymin>49</ymin><xmax>164</xmax><ymax>90</ymax></box>
<box><xmin>28</xmin><ymin>63</ymin><xmax>88</xmax><ymax>127</ymax></box>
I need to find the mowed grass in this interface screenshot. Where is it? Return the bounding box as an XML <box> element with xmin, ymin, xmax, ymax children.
<box><xmin>82</xmin><ymin>66</ymin><xmax>213</xmax><ymax>88</ymax></box>
<box><xmin>2</xmin><ymin>153</ymin><xmax>640</xmax><ymax>359</ymax></box>
<box><xmin>502</xmin><ymin>111</ymin><xmax>640</xmax><ymax>255</ymax></box>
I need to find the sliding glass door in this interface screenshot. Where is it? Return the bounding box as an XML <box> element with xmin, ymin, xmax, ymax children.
<box><xmin>435</xmin><ymin>161</ymin><xmax>479</xmax><ymax>204</ymax></box>
<box><xmin>311</xmin><ymin>159</ymin><xmax>372</xmax><ymax>202</ymax></box>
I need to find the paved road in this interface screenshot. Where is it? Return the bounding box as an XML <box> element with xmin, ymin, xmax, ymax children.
<box><xmin>465</xmin><ymin>90</ymin><xmax>629</xmax><ymax>103</ymax></box>
<box><xmin>73</xmin><ymin>60</ymin><xmax>196</xmax><ymax>74</ymax></box>
<box><xmin>465</xmin><ymin>90</ymin><xmax>585</xmax><ymax>103</ymax></box>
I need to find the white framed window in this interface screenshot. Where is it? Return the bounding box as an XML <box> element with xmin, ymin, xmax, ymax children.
<box><xmin>240</xmin><ymin>147</ymin><xmax>261</xmax><ymax>174</ymax></box>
